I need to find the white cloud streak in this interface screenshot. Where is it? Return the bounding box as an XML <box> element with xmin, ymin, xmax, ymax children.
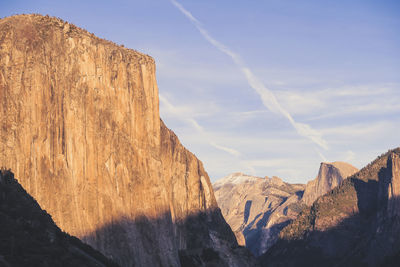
<box><xmin>315</xmin><ymin>148</ymin><xmax>328</xmax><ymax>162</ymax></box>
<box><xmin>160</xmin><ymin>94</ymin><xmax>241</xmax><ymax>156</ymax></box>
<box><xmin>275</xmin><ymin>84</ymin><xmax>400</xmax><ymax>118</ymax></box>
<box><xmin>159</xmin><ymin>94</ymin><xmax>204</xmax><ymax>131</ymax></box>
<box><xmin>210</xmin><ymin>142</ymin><xmax>241</xmax><ymax>157</ymax></box>
<box><xmin>170</xmin><ymin>0</ymin><xmax>328</xmax><ymax>154</ymax></box>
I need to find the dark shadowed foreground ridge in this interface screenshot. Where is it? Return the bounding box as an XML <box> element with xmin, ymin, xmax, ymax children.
<box><xmin>0</xmin><ymin>170</ymin><xmax>119</xmax><ymax>267</ymax></box>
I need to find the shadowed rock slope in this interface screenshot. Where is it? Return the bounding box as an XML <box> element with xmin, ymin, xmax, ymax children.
<box><xmin>260</xmin><ymin>148</ymin><xmax>400</xmax><ymax>267</ymax></box>
<box><xmin>0</xmin><ymin>170</ymin><xmax>119</xmax><ymax>267</ymax></box>
<box><xmin>0</xmin><ymin>14</ymin><xmax>255</xmax><ymax>267</ymax></box>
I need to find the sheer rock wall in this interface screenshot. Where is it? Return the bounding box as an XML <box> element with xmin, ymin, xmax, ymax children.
<box><xmin>0</xmin><ymin>14</ymin><xmax>243</xmax><ymax>267</ymax></box>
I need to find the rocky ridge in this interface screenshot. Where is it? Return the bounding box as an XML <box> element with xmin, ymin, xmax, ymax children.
<box><xmin>0</xmin><ymin>14</ymin><xmax>255</xmax><ymax>267</ymax></box>
<box><xmin>213</xmin><ymin>162</ymin><xmax>358</xmax><ymax>257</ymax></box>
<box><xmin>260</xmin><ymin>148</ymin><xmax>400</xmax><ymax>267</ymax></box>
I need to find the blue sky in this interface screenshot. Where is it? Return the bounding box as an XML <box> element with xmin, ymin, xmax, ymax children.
<box><xmin>1</xmin><ymin>0</ymin><xmax>399</xmax><ymax>183</ymax></box>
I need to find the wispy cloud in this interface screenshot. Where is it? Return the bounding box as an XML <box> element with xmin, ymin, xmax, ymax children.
<box><xmin>242</xmin><ymin>158</ymin><xmax>288</xmax><ymax>168</ymax></box>
<box><xmin>314</xmin><ymin>148</ymin><xmax>328</xmax><ymax>162</ymax></box>
<box><xmin>344</xmin><ymin>150</ymin><xmax>356</xmax><ymax>162</ymax></box>
<box><xmin>170</xmin><ymin>0</ymin><xmax>328</xmax><ymax>154</ymax></box>
<box><xmin>275</xmin><ymin>83</ymin><xmax>400</xmax><ymax>118</ymax></box>
<box><xmin>160</xmin><ymin>94</ymin><xmax>241</xmax><ymax>156</ymax></box>
<box><xmin>320</xmin><ymin>121</ymin><xmax>394</xmax><ymax>138</ymax></box>
<box><xmin>150</xmin><ymin>47</ymin><xmax>244</xmax><ymax>87</ymax></box>
<box><xmin>159</xmin><ymin>94</ymin><xmax>204</xmax><ymax>131</ymax></box>
<box><xmin>210</xmin><ymin>142</ymin><xmax>241</xmax><ymax>157</ymax></box>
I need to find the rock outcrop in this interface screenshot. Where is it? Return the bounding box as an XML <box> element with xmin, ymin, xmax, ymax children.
<box><xmin>302</xmin><ymin>162</ymin><xmax>358</xmax><ymax>206</ymax></box>
<box><xmin>0</xmin><ymin>14</ymin><xmax>255</xmax><ymax>267</ymax></box>
<box><xmin>0</xmin><ymin>169</ymin><xmax>119</xmax><ymax>267</ymax></box>
<box><xmin>380</xmin><ymin>153</ymin><xmax>400</xmax><ymax>218</ymax></box>
<box><xmin>213</xmin><ymin>173</ymin><xmax>305</xmax><ymax>256</ymax></box>
<box><xmin>260</xmin><ymin>148</ymin><xmax>400</xmax><ymax>267</ymax></box>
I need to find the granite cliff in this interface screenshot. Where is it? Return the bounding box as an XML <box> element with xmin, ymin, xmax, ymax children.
<box><xmin>302</xmin><ymin>162</ymin><xmax>358</xmax><ymax>206</ymax></box>
<box><xmin>260</xmin><ymin>148</ymin><xmax>400</xmax><ymax>267</ymax></box>
<box><xmin>0</xmin><ymin>14</ymin><xmax>255</xmax><ymax>267</ymax></box>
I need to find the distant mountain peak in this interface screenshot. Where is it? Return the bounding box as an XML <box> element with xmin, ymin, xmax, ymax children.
<box><xmin>302</xmin><ymin>161</ymin><xmax>359</xmax><ymax>206</ymax></box>
<box><xmin>213</xmin><ymin>172</ymin><xmax>305</xmax><ymax>256</ymax></box>
<box><xmin>269</xmin><ymin>176</ymin><xmax>285</xmax><ymax>187</ymax></box>
<box><xmin>213</xmin><ymin>173</ymin><xmax>263</xmax><ymax>190</ymax></box>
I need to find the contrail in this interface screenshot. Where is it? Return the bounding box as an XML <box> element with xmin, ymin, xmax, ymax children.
<box><xmin>160</xmin><ymin>94</ymin><xmax>241</xmax><ymax>157</ymax></box>
<box><xmin>170</xmin><ymin>0</ymin><xmax>329</xmax><ymax>155</ymax></box>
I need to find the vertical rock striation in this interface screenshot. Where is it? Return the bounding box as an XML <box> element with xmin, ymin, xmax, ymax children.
<box><xmin>383</xmin><ymin>153</ymin><xmax>400</xmax><ymax>218</ymax></box>
<box><xmin>302</xmin><ymin>162</ymin><xmax>358</xmax><ymax>206</ymax></box>
<box><xmin>0</xmin><ymin>14</ymin><xmax>251</xmax><ymax>267</ymax></box>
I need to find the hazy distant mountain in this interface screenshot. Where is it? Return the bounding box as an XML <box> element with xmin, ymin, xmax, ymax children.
<box><xmin>260</xmin><ymin>148</ymin><xmax>400</xmax><ymax>267</ymax></box>
<box><xmin>213</xmin><ymin>162</ymin><xmax>358</xmax><ymax>257</ymax></box>
<box><xmin>0</xmin><ymin>14</ymin><xmax>256</xmax><ymax>267</ymax></box>
<box><xmin>0</xmin><ymin>170</ymin><xmax>118</xmax><ymax>267</ymax></box>
<box><xmin>213</xmin><ymin>173</ymin><xmax>305</xmax><ymax>256</ymax></box>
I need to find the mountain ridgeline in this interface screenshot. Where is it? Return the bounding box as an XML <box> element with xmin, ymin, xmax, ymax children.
<box><xmin>213</xmin><ymin>162</ymin><xmax>358</xmax><ymax>256</ymax></box>
<box><xmin>0</xmin><ymin>14</ymin><xmax>256</xmax><ymax>267</ymax></box>
<box><xmin>260</xmin><ymin>148</ymin><xmax>400</xmax><ymax>266</ymax></box>
<box><xmin>213</xmin><ymin>173</ymin><xmax>305</xmax><ymax>256</ymax></box>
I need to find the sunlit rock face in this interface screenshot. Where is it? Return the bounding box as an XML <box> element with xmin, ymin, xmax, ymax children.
<box><xmin>302</xmin><ymin>162</ymin><xmax>359</xmax><ymax>206</ymax></box>
<box><xmin>0</xmin><ymin>14</ymin><xmax>254</xmax><ymax>267</ymax></box>
<box><xmin>213</xmin><ymin>172</ymin><xmax>305</xmax><ymax>256</ymax></box>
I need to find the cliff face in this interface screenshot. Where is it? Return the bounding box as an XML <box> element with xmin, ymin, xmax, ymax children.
<box><xmin>382</xmin><ymin>153</ymin><xmax>400</xmax><ymax>218</ymax></box>
<box><xmin>0</xmin><ymin>14</ymin><xmax>251</xmax><ymax>267</ymax></box>
<box><xmin>302</xmin><ymin>162</ymin><xmax>358</xmax><ymax>206</ymax></box>
<box><xmin>260</xmin><ymin>148</ymin><xmax>400</xmax><ymax>267</ymax></box>
<box><xmin>213</xmin><ymin>173</ymin><xmax>305</xmax><ymax>256</ymax></box>
<box><xmin>0</xmin><ymin>170</ymin><xmax>119</xmax><ymax>267</ymax></box>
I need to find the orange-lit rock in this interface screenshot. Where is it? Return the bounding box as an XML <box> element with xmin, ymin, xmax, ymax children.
<box><xmin>302</xmin><ymin>162</ymin><xmax>358</xmax><ymax>206</ymax></box>
<box><xmin>0</xmin><ymin>14</ymin><xmax>253</xmax><ymax>267</ymax></box>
